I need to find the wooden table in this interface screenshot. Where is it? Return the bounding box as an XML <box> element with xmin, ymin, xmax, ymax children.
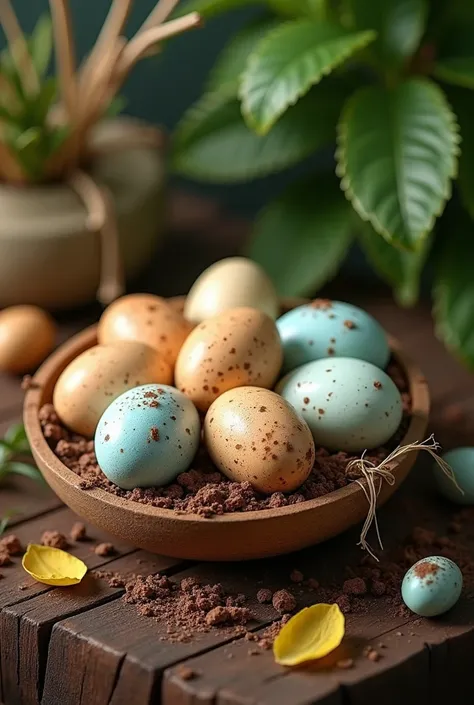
<box><xmin>1</xmin><ymin>193</ymin><xmax>474</xmax><ymax>705</ymax></box>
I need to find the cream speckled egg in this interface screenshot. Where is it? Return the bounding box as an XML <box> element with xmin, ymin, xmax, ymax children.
<box><xmin>184</xmin><ymin>257</ymin><xmax>279</xmax><ymax>323</ymax></box>
<box><xmin>204</xmin><ymin>387</ymin><xmax>315</xmax><ymax>494</ymax></box>
<box><xmin>175</xmin><ymin>307</ymin><xmax>283</xmax><ymax>412</ymax></box>
<box><xmin>0</xmin><ymin>305</ymin><xmax>56</xmax><ymax>374</ymax></box>
<box><xmin>98</xmin><ymin>293</ymin><xmax>193</xmax><ymax>367</ymax></box>
<box><xmin>53</xmin><ymin>341</ymin><xmax>172</xmax><ymax>436</ymax></box>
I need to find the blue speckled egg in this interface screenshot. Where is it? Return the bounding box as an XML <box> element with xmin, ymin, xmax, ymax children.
<box><xmin>434</xmin><ymin>447</ymin><xmax>474</xmax><ymax>505</ymax></box>
<box><xmin>95</xmin><ymin>384</ymin><xmax>200</xmax><ymax>489</ymax></box>
<box><xmin>276</xmin><ymin>357</ymin><xmax>402</xmax><ymax>452</ymax></box>
<box><xmin>276</xmin><ymin>300</ymin><xmax>390</xmax><ymax>373</ymax></box>
<box><xmin>401</xmin><ymin>556</ymin><xmax>462</xmax><ymax>617</ymax></box>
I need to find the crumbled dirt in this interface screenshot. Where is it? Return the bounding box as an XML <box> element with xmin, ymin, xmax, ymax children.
<box><xmin>343</xmin><ymin>577</ymin><xmax>367</xmax><ymax>595</ymax></box>
<box><xmin>0</xmin><ymin>551</ymin><xmax>12</xmax><ymax>566</ymax></box>
<box><xmin>94</xmin><ymin>542</ymin><xmax>115</xmax><ymax>557</ymax></box>
<box><xmin>38</xmin><ymin>358</ymin><xmax>411</xmax><ymax>517</ymax></box>
<box><xmin>272</xmin><ymin>589</ymin><xmax>296</xmax><ymax>614</ymax></box>
<box><xmin>290</xmin><ymin>569</ymin><xmax>304</xmax><ymax>583</ymax></box>
<box><xmin>0</xmin><ymin>534</ymin><xmax>23</xmax><ymax>556</ymax></box>
<box><xmin>41</xmin><ymin>531</ymin><xmax>69</xmax><ymax>550</ymax></box>
<box><xmin>122</xmin><ymin>573</ymin><xmax>252</xmax><ymax>642</ymax></box>
<box><xmin>337</xmin><ymin>658</ymin><xmax>354</xmax><ymax>669</ymax></box>
<box><xmin>176</xmin><ymin>665</ymin><xmax>199</xmax><ymax>681</ymax></box>
<box><xmin>256</xmin><ymin>588</ymin><xmax>273</xmax><ymax>604</ymax></box>
<box><xmin>70</xmin><ymin>522</ymin><xmax>87</xmax><ymax>542</ymax></box>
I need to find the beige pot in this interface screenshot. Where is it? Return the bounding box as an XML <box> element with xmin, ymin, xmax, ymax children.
<box><xmin>0</xmin><ymin>118</ymin><xmax>166</xmax><ymax>310</ymax></box>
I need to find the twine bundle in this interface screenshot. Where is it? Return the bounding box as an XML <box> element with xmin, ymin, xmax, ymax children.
<box><xmin>346</xmin><ymin>435</ymin><xmax>462</xmax><ymax>560</ymax></box>
<box><xmin>0</xmin><ymin>0</ymin><xmax>201</xmax><ymax>304</ymax></box>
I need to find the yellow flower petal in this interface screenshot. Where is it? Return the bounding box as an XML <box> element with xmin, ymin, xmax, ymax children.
<box><xmin>273</xmin><ymin>603</ymin><xmax>345</xmax><ymax>666</ymax></box>
<box><xmin>22</xmin><ymin>544</ymin><xmax>87</xmax><ymax>586</ymax></box>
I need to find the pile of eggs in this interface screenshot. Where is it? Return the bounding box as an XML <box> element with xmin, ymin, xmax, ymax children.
<box><xmin>52</xmin><ymin>257</ymin><xmax>404</xmax><ymax>495</ymax></box>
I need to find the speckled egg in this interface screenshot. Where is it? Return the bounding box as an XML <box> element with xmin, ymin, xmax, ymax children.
<box><xmin>175</xmin><ymin>307</ymin><xmax>283</xmax><ymax>412</ymax></box>
<box><xmin>184</xmin><ymin>257</ymin><xmax>279</xmax><ymax>324</ymax></box>
<box><xmin>276</xmin><ymin>299</ymin><xmax>390</xmax><ymax>373</ymax></box>
<box><xmin>434</xmin><ymin>447</ymin><xmax>474</xmax><ymax>505</ymax></box>
<box><xmin>98</xmin><ymin>293</ymin><xmax>193</xmax><ymax>367</ymax></box>
<box><xmin>276</xmin><ymin>357</ymin><xmax>402</xmax><ymax>452</ymax></box>
<box><xmin>204</xmin><ymin>387</ymin><xmax>315</xmax><ymax>494</ymax></box>
<box><xmin>95</xmin><ymin>384</ymin><xmax>200</xmax><ymax>489</ymax></box>
<box><xmin>0</xmin><ymin>305</ymin><xmax>56</xmax><ymax>374</ymax></box>
<box><xmin>401</xmin><ymin>556</ymin><xmax>462</xmax><ymax>617</ymax></box>
<box><xmin>53</xmin><ymin>342</ymin><xmax>172</xmax><ymax>437</ymax></box>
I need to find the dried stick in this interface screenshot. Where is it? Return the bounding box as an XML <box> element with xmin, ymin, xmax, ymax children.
<box><xmin>78</xmin><ymin>0</ymin><xmax>133</xmax><ymax>96</ymax></box>
<box><xmin>69</xmin><ymin>170</ymin><xmax>125</xmax><ymax>305</ymax></box>
<box><xmin>49</xmin><ymin>0</ymin><xmax>77</xmax><ymax>123</ymax></box>
<box><xmin>115</xmin><ymin>12</ymin><xmax>201</xmax><ymax>89</ymax></box>
<box><xmin>140</xmin><ymin>0</ymin><xmax>182</xmax><ymax>31</ymax></box>
<box><xmin>0</xmin><ymin>0</ymin><xmax>38</xmax><ymax>94</ymax></box>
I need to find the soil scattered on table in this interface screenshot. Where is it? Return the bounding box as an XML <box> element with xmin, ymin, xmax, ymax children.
<box><xmin>41</xmin><ymin>530</ymin><xmax>69</xmax><ymax>550</ymax></box>
<box><xmin>38</xmin><ymin>360</ymin><xmax>411</xmax><ymax>517</ymax></box>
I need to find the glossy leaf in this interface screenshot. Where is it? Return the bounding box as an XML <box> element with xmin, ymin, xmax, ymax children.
<box><xmin>207</xmin><ymin>18</ymin><xmax>280</xmax><ymax>93</ymax></box>
<box><xmin>29</xmin><ymin>15</ymin><xmax>53</xmax><ymax>78</ymax></box>
<box><xmin>358</xmin><ymin>220</ymin><xmax>429</xmax><ymax>306</ymax></box>
<box><xmin>240</xmin><ymin>19</ymin><xmax>375</xmax><ymax>134</ymax></box>
<box><xmin>337</xmin><ymin>79</ymin><xmax>460</xmax><ymax>250</ymax></box>
<box><xmin>173</xmin><ymin>78</ymin><xmax>351</xmax><ymax>182</ymax></box>
<box><xmin>348</xmin><ymin>0</ymin><xmax>427</xmax><ymax>66</ymax></box>
<box><xmin>433</xmin><ymin>212</ymin><xmax>474</xmax><ymax>367</ymax></box>
<box><xmin>249</xmin><ymin>175</ymin><xmax>352</xmax><ymax>296</ymax></box>
<box><xmin>434</xmin><ymin>59</ymin><xmax>474</xmax><ymax>90</ymax></box>
<box><xmin>176</xmin><ymin>0</ymin><xmax>257</xmax><ymax>18</ymax></box>
<box><xmin>4</xmin><ymin>423</ymin><xmax>30</xmax><ymax>453</ymax></box>
<box><xmin>447</xmin><ymin>88</ymin><xmax>474</xmax><ymax>220</ymax></box>
<box><xmin>266</xmin><ymin>0</ymin><xmax>327</xmax><ymax>19</ymax></box>
<box><xmin>6</xmin><ymin>462</ymin><xmax>44</xmax><ymax>483</ymax></box>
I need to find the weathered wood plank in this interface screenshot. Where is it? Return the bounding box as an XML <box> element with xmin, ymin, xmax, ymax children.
<box><xmin>1</xmin><ymin>551</ymin><xmax>184</xmax><ymax>705</ymax></box>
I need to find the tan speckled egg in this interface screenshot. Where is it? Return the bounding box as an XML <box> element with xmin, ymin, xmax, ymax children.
<box><xmin>97</xmin><ymin>293</ymin><xmax>193</xmax><ymax>367</ymax></box>
<box><xmin>53</xmin><ymin>341</ymin><xmax>172</xmax><ymax>437</ymax></box>
<box><xmin>184</xmin><ymin>257</ymin><xmax>279</xmax><ymax>323</ymax></box>
<box><xmin>174</xmin><ymin>307</ymin><xmax>283</xmax><ymax>412</ymax></box>
<box><xmin>0</xmin><ymin>305</ymin><xmax>56</xmax><ymax>374</ymax></box>
<box><xmin>204</xmin><ymin>387</ymin><xmax>315</xmax><ymax>494</ymax></box>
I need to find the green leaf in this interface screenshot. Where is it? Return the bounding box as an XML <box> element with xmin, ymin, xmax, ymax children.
<box><xmin>434</xmin><ymin>58</ymin><xmax>474</xmax><ymax>90</ymax></box>
<box><xmin>358</xmin><ymin>220</ymin><xmax>429</xmax><ymax>306</ymax></box>
<box><xmin>433</xmin><ymin>211</ymin><xmax>474</xmax><ymax>367</ymax></box>
<box><xmin>240</xmin><ymin>19</ymin><xmax>375</xmax><ymax>134</ymax></box>
<box><xmin>207</xmin><ymin>18</ymin><xmax>280</xmax><ymax>93</ymax></box>
<box><xmin>173</xmin><ymin>77</ymin><xmax>351</xmax><ymax>182</ymax></box>
<box><xmin>4</xmin><ymin>423</ymin><xmax>30</xmax><ymax>453</ymax></box>
<box><xmin>175</xmin><ymin>0</ymin><xmax>257</xmax><ymax>18</ymax></box>
<box><xmin>29</xmin><ymin>14</ymin><xmax>53</xmax><ymax>78</ymax></box>
<box><xmin>446</xmin><ymin>88</ymin><xmax>474</xmax><ymax>220</ymax></box>
<box><xmin>347</xmin><ymin>0</ymin><xmax>427</xmax><ymax>67</ymax></box>
<box><xmin>337</xmin><ymin>78</ymin><xmax>460</xmax><ymax>250</ymax></box>
<box><xmin>0</xmin><ymin>441</ymin><xmax>13</xmax><ymax>463</ymax></box>
<box><xmin>5</xmin><ymin>462</ymin><xmax>44</xmax><ymax>483</ymax></box>
<box><xmin>105</xmin><ymin>95</ymin><xmax>127</xmax><ymax>118</ymax></box>
<box><xmin>266</xmin><ymin>0</ymin><xmax>327</xmax><ymax>19</ymax></box>
<box><xmin>248</xmin><ymin>175</ymin><xmax>352</xmax><ymax>296</ymax></box>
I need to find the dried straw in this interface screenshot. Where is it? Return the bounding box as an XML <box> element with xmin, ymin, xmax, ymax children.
<box><xmin>346</xmin><ymin>434</ymin><xmax>462</xmax><ymax>560</ymax></box>
<box><xmin>0</xmin><ymin>0</ymin><xmax>38</xmax><ymax>93</ymax></box>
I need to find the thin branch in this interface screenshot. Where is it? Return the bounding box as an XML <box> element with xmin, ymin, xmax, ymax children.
<box><xmin>116</xmin><ymin>12</ymin><xmax>201</xmax><ymax>88</ymax></box>
<box><xmin>140</xmin><ymin>0</ymin><xmax>181</xmax><ymax>31</ymax></box>
<box><xmin>78</xmin><ymin>0</ymin><xmax>133</xmax><ymax>93</ymax></box>
<box><xmin>49</xmin><ymin>0</ymin><xmax>77</xmax><ymax>123</ymax></box>
<box><xmin>0</xmin><ymin>0</ymin><xmax>39</xmax><ymax>94</ymax></box>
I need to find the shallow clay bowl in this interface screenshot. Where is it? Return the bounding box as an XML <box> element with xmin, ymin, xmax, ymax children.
<box><xmin>24</xmin><ymin>298</ymin><xmax>429</xmax><ymax>561</ymax></box>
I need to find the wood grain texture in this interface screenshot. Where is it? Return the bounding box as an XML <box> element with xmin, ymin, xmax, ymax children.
<box><xmin>1</xmin><ymin>551</ymin><xmax>183</xmax><ymax>705</ymax></box>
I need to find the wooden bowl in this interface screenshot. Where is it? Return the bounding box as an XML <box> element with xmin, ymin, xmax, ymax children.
<box><xmin>23</xmin><ymin>299</ymin><xmax>429</xmax><ymax>561</ymax></box>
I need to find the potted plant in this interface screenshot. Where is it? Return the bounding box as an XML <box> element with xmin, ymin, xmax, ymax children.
<box><xmin>0</xmin><ymin>0</ymin><xmax>200</xmax><ymax>309</ymax></box>
<box><xmin>173</xmin><ymin>0</ymin><xmax>474</xmax><ymax>367</ymax></box>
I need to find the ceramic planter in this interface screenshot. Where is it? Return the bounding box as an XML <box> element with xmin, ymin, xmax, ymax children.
<box><xmin>0</xmin><ymin>118</ymin><xmax>166</xmax><ymax>310</ymax></box>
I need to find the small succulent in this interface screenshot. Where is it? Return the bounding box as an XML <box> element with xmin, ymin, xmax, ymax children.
<box><xmin>0</xmin><ymin>422</ymin><xmax>43</xmax><ymax>484</ymax></box>
<box><xmin>173</xmin><ymin>0</ymin><xmax>474</xmax><ymax>368</ymax></box>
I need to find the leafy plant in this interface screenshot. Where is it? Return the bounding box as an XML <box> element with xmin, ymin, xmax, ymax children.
<box><xmin>0</xmin><ymin>422</ymin><xmax>43</xmax><ymax>484</ymax></box>
<box><xmin>173</xmin><ymin>0</ymin><xmax>474</xmax><ymax>367</ymax></box>
<box><xmin>0</xmin><ymin>1</ymin><xmax>200</xmax><ymax>184</ymax></box>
